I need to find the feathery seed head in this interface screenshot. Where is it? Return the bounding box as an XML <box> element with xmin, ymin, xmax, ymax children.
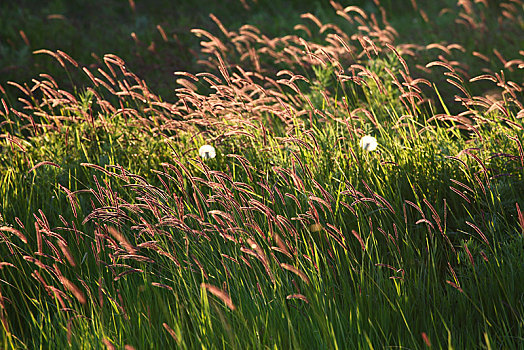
<box><xmin>199</xmin><ymin>145</ymin><xmax>216</xmax><ymax>159</ymax></box>
<box><xmin>360</xmin><ymin>135</ymin><xmax>378</xmax><ymax>152</ymax></box>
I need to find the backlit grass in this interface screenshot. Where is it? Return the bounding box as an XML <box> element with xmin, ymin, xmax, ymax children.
<box><xmin>1</xmin><ymin>0</ymin><xmax>523</xmax><ymax>348</ymax></box>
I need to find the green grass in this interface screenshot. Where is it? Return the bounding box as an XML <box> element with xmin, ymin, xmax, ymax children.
<box><xmin>1</xmin><ymin>0</ymin><xmax>523</xmax><ymax>348</ymax></box>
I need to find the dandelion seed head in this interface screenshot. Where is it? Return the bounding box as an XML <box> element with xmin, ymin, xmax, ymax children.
<box><xmin>198</xmin><ymin>145</ymin><xmax>216</xmax><ymax>159</ymax></box>
<box><xmin>360</xmin><ymin>135</ymin><xmax>378</xmax><ymax>152</ymax></box>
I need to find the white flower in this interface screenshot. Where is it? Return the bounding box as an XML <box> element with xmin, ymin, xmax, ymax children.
<box><xmin>359</xmin><ymin>135</ymin><xmax>378</xmax><ymax>152</ymax></box>
<box><xmin>198</xmin><ymin>145</ymin><xmax>216</xmax><ymax>159</ymax></box>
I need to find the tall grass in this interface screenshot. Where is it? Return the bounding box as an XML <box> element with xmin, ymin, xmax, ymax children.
<box><xmin>1</xmin><ymin>0</ymin><xmax>523</xmax><ymax>348</ymax></box>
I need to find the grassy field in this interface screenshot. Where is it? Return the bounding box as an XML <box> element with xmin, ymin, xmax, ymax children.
<box><xmin>1</xmin><ymin>0</ymin><xmax>523</xmax><ymax>348</ymax></box>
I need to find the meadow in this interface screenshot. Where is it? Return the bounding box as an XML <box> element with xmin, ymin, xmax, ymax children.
<box><xmin>0</xmin><ymin>0</ymin><xmax>523</xmax><ymax>348</ymax></box>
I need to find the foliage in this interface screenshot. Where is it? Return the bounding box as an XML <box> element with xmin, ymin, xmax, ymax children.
<box><xmin>1</xmin><ymin>0</ymin><xmax>523</xmax><ymax>348</ymax></box>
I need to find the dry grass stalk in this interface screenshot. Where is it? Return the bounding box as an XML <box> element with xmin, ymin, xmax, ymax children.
<box><xmin>286</xmin><ymin>294</ymin><xmax>309</xmax><ymax>303</ymax></box>
<box><xmin>201</xmin><ymin>283</ymin><xmax>236</xmax><ymax>311</ymax></box>
<box><xmin>102</xmin><ymin>338</ymin><xmax>116</xmax><ymax>350</ymax></box>
<box><xmin>351</xmin><ymin>230</ymin><xmax>366</xmax><ymax>251</ymax></box>
<box><xmin>162</xmin><ymin>322</ymin><xmax>180</xmax><ymax>344</ymax></box>
<box><xmin>0</xmin><ymin>226</ymin><xmax>27</xmax><ymax>244</ymax></box>
<box><xmin>106</xmin><ymin>226</ymin><xmax>136</xmax><ymax>254</ymax></box>
<box><xmin>280</xmin><ymin>263</ymin><xmax>310</xmax><ymax>284</ymax></box>
<box><xmin>27</xmin><ymin>161</ymin><xmax>61</xmax><ymax>174</ymax></box>
<box><xmin>58</xmin><ymin>241</ymin><xmax>76</xmax><ymax>267</ymax></box>
<box><xmin>516</xmin><ymin>203</ymin><xmax>524</xmax><ymax>236</ymax></box>
<box><xmin>53</xmin><ymin>264</ymin><xmax>86</xmax><ymax>305</ymax></box>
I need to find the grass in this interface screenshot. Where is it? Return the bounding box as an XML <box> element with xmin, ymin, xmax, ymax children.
<box><xmin>1</xmin><ymin>0</ymin><xmax>524</xmax><ymax>348</ymax></box>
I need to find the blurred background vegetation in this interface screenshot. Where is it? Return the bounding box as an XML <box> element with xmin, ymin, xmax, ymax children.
<box><xmin>1</xmin><ymin>0</ymin><xmax>329</xmax><ymax>96</ymax></box>
<box><xmin>2</xmin><ymin>0</ymin><xmax>521</xmax><ymax>99</ymax></box>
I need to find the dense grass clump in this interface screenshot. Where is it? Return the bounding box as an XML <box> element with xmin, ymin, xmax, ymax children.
<box><xmin>1</xmin><ymin>0</ymin><xmax>523</xmax><ymax>348</ymax></box>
